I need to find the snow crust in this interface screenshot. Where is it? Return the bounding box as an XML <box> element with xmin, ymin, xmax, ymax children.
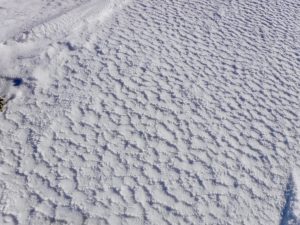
<box><xmin>0</xmin><ymin>0</ymin><xmax>299</xmax><ymax>224</ymax></box>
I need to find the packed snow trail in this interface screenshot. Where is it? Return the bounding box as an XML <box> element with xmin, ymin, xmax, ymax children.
<box><xmin>0</xmin><ymin>0</ymin><xmax>300</xmax><ymax>224</ymax></box>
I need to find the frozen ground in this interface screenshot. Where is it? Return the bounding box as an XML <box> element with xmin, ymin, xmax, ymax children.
<box><xmin>0</xmin><ymin>0</ymin><xmax>299</xmax><ymax>224</ymax></box>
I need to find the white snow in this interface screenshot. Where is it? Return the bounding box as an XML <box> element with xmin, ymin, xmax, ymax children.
<box><xmin>0</xmin><ymin>0</ymin><xmax>299</xmax><ymax>224</ymax></box>
<box><xmin>0</xmin><ymin>0</ymin><xmax>91</xmax><ymax>42</ymax></box>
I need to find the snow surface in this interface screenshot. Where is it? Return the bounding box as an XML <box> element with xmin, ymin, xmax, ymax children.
<box><xmin>0</xmin><ymin>0</ymin><xmax>90</xmax><ymax>42</ymax></box>
<box><xmin>0</xmin><ymin>0</ymin><xmax>299</xmax><ymax>224</ymax></box>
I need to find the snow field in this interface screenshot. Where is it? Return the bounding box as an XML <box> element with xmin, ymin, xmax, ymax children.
<box><xmin>0</xmin><ymin>0</ymin><xmax>299</xmax><ymax>224</ymax></box>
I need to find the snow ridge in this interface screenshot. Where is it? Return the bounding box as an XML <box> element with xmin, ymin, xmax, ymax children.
<box><xmin>29</xmin><ymin>0</ymin><xmax>110</xmax><ymax>41</ymax></box>
<box><xmin>0</xmin><ymin>0</ymin><xmax>91</xmax><ymax>43</ymax></box>
<box><xmin>18</xmin><ymin>0</ymin><xmax>130</xmax><ymax>42</ymax></box>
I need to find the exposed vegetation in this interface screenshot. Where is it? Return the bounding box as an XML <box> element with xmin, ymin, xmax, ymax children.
<box><xmin>0</xmin><ymin>97</ymin><xmax>6</xmax><ymax>112</ymax></box>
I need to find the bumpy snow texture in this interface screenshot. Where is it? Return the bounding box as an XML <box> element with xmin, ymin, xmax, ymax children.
<box><xmin>0</xmin><ymin>0</ymin><xmax>299</xmax><ymax>224</ymax></box>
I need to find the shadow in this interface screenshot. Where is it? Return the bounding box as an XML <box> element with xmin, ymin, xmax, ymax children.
<box><xmin>280</xmin><ymin>175</ymin><xmax>296</xmax><ymax>225</ymax></box>
<box><xmin>12</xmin><ymin>78</ymin><xmax>23</xmax><ymax>86</ymax></box>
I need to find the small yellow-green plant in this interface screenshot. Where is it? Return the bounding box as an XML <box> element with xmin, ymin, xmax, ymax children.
<box><xmin>0</xmin><ymin>97</ymin><xmax>6</xmax><ymax>112</ymax></box>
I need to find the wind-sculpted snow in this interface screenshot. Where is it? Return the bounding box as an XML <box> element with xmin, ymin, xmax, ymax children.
<box><xmin>28</xmin><ymin>0</ymin><xmax>127</xmax><ymax>41</ymax></box>
<box><xmin>0</xmin><ymin>0</ymin><xmax>299</xmax><ymax>224</ymax></box>
<box><xmin>0</xmin><ymin>0</ymin><xmax>91</xmax><ymax>42</ymax></box>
